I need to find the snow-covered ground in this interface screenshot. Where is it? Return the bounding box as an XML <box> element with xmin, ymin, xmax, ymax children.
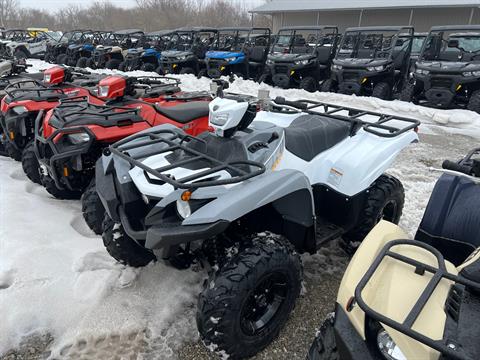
<box><xmin>0</xmin><ymin>60</ymin><xmax>479</xmax><ymax>358</ymax></box>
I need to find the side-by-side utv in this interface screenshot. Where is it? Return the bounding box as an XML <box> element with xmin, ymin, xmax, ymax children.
<box><xmin>401</xmin><ymin>25</ymin><xmax>480</xmax><ymax>113</ymax></box>
<box><xmin>325</xmin><ymin>26</ymin><xmax>414</xmax><ymax>100</ymax></box>
<box><xmin>157</xmin><ymin>27</ymin><xmax>217</xmax><ymax>75</ymax></box>
<box><xmin>203</xmin><ymin>27</ymin><xmax>271</xmax><ymax>81</ymax></box>
<box><xmin>260</xmin><ymin>26</ymin><xmax>339</xmax><ymax>92</ymax></box>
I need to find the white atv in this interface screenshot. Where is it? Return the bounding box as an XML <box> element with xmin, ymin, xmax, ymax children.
<box><xmin>96</xmin><ymin>84</ymin><xmax>420</xmax><ymax>359</ymax></box>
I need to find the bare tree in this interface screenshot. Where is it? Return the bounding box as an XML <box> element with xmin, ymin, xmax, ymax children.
<box><xmin>0</xmin><ymin>0</ymin><xmax>18</xmax><ymax>28</ymax></box>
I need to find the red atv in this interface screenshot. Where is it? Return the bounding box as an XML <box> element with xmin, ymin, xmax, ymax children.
<box><xmin>34</xmin><ymin>75</ymin><xmax>212</xmax><ymax>234</ymax></box>
<box><xmin>0</xmin><ymin>66</ymin><xmax>105</xmax><ymax>171</ymax></box>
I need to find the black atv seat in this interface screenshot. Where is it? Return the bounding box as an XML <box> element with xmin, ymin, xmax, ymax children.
<box><xmin>154</xmin><ymin>101</ymin><xmax>209</xmax><ymax>124</ymax></box>
<box><xmin>285</xmin><ymin>115</ymin><xmax>350</xmax><ymax>162</ymax></box>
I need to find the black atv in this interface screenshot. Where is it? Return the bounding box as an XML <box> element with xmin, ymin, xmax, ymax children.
<box><xmin>260</xmin><ymin>26</ymin><xmax>339</xmax><ymax>92</ymax></box>
<box><xmin>87</xmin><ymin>29</ymin><xmax>146</xmax><ymax>70</ymax></box>
<box><xmin>203</xmin><ymin>27</ymin><xmax>271</xmax><ymax>81</ymax></box>
<box><xmin>157</xmin><ymin>27</ymin><xmax>217</xmax><ymax>75</ymax></box>
<box><xmin>119</xmin><ymin>30</ymin><xmax>173</xmax><ymax>72</ymax></box>
<box><xmin>325</xmin><ymin>26</ymin><xmax>414</xmax><ymax>100</ymax></box>
<box><xmin>400</xmin><ymin>25</ymin><xmax>480</xmax><ymax>113</ymax></box>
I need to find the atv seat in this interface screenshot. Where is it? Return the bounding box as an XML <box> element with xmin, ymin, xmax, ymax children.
<box><xmin>154</xmin><ymin>101</ymin><xmax>209</xmax><ymax>124</ymax></box>
<box><xmin>284</xmin><ymin>115</ymin><xmax>350</xmax><ymax>162</ymax></box>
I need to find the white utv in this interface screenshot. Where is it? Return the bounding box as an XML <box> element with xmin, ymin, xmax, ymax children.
<box><xmin>96</xmin><ymin>83</ymin><xmax>420</xmax><ymax>359</ymax></box>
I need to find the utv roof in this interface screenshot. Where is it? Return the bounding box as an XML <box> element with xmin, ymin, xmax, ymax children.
<box><xmin>430</xmin><ymin>25</ymin><xmax>480</xmax><ymax>31</ymax></box>
<box><xmin>175</xmin><ymin>27</ymin><xmax>218</xmax><ymax>33</ymax></box>
<box><xmin>147</xmin><ymin>30</ymin><xmax>174</xmax><ymax>36</ymax></box>
<box><xmin>217</xmin><ymin>27</ymin><xmax>269</xmax><ymax>32</ymax></box>
<box><xmin>114</xmin><ymin>29</ymin><xmax>144</xmax><ymax>35</ymax></box>
<box><xmin>278</xmin><ymin>25</ymin><xmax>338</xmax><ymax>31</ymax></box>
<box><xmin>345</xmin><ymin>26</ymin><xmax>413</xmax><ymax>32</ymax></box>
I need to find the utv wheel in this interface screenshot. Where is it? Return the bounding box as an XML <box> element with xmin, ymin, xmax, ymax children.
<box><xmin>85</xmin><ymin>58</ymin><xmax>96</xmax><ymax>69</ymax></box>
<box><xmin>400</xmin><ymin>82</ymin><xmax>417</xmax><ymax>103</ymax></box>
<box><xmin>197</xmin><ymin>68</ymin><xmax>207</xmax><ymax>78</ymax></box>
<box><xmin>56</xmin><ymin>53</ymin><xmax>67</xmax><ymax>65</ymax></box>
<box><xmin>140</xmin><ymin>63</ymin><xmax>156</xmax><ymax>72</ymax></box>
<box><xmin>21</xmin><ymin>141</ymin><xmax>41</xmax><ymax>184</ymax></box>
<box><xmin>81</xmin><ymin>179</ymin><xmax>105</xmax><ymax>235</ymax></box>
<box><xmin>321</xmin><ymin>79</ymin><xmax>336</xmax><ymax>93</ymax></box>
<box><xmin>372</xmin><ymin>82</ymin><xmax>392</xmax><ymax>100</ymax></box>
<box><xmin>105</xmin><ymin>59</ymin><xmax>121</xmax><ymax>69</ymax></box>
<box><xmin>155</xmin><ymin>66</ymin><xmax>164</xmax><ymax>75</ymax></box>
<box><xmin>102</xmin><ymin>215</ymin><xmax>157</xmax><ymax>267</ymax></box>
<box><xmin>307</xmin><ymin>314</ymin><xmax>339</xmax><ymax>360</ymax></box>
<box><xmin>342</xmin><ymin>174</ymin><xmax>404</xmax><ymax>254</ymax></box>
<box><xmin>41</xmin><ymin>175</ymin><xmax>82</xmax><ymax>200</ymax></box>
<box><xmin>257</xmin><ymin>73</ymin><xmax>271</xmax><ymax>85</ymax></box>
<box><xmin>76</xmin><ymin>57</ymin><xmax>88</xmax><ymax>68</ymax></box>
<box><xmin>5</xmin><ymin>141</ymin><xmax>22</xmax><ymax>161</ymax></box>
<box><xmin>300</xmin><ymin>76</ymin><xmax>318</xmax><ymax>92</ymax></box>
<box><xmin>118</xmin><ymin>61</ymin><xmax>126</xmax><ymax>71</ymax></box>
<box><xmin>197</xmin><ymin>233</ymin><xmax>302</xmax><ymax>359</ymax></box>
<box><xmin>467</xmin><ymin>90</ymin><xmax>480</xmax><ymax>114</ymax></box>
<box><xmin>14</xmin><ymin>49</ymin><xmax>28</xmax><ymax>59</ymax></box>
<box><xmin>179</xmin><ymin>67</ymin><xmax>194</xmax><ymax>74</ymax></box>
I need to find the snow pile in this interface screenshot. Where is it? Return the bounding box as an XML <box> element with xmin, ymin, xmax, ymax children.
<box><xmin>27</xmin><ymin>59</ymin><xmax>480</xmax><ymax>139</ymax></box>
<box><xmin>0</xmin><ymin>158</ymin><xmax>203</xmax><ymax>357</ymax></box>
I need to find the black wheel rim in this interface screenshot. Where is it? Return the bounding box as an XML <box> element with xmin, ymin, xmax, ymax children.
<box><xmin>240</xmin><ymin>272</ymin><xmax>288</xmax><ymax>336</ymax></box>
<box><xmin>379</xmin><ymin>200</ymin><xmax>398</xmax><ymax>222</ymax></box>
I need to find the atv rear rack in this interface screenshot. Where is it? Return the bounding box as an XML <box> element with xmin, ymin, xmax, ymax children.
<box><xmin>273</xmin><ymin>98</ymin><xmax>420</xmax><ymax>138</ymax></box>
<box><xmin>4</xmin><ymin>80</ymin><xmax>68</xmax><ymax>100</ymax></box>
<box><xmin>50</xmin><ymin>98</ymin><xmax>142</xmax><ymax>128</ymax></box>
<box><xmin>354</xmin><ymin>239</ymin><xmax>480</xmax><ymax>360</ymax></box>
<box><xmin>109</xmin><ymin>128</ymin><xmax>266</xmax><ymax>189</ymax></box>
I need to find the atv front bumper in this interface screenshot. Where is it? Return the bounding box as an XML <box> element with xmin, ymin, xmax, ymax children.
<box><xmin>0</xmin><ymin>110</ymin><xmax>33</xmax><ymax>151</ymax></box>
<box><xmin>34</xmin><ymin>119</ymin><xmax>95</xmax><ymax>191</ymax></box>
<box><xmin>206</xmin><ymin>60</ymin><xmax>230</xmax><ymax>78</ymax></box>
<box><xmin>159</xmin><ymin>59</ymin><xmax>190</xmax><ymax>74</ymax></box>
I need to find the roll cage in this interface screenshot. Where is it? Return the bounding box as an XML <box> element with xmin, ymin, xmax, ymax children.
<box><xmin>213</xmin><ymin>27</ymin><xmax>271</xmax><ymax>52</ymax></box>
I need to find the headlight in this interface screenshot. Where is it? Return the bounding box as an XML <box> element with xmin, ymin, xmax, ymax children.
<box><xmin>225</xmin><ymin>57</ymin><xmax>237</xmax><ymax>62</ymax></box>
<box><xmin>176</xmin><ymin>199</ymin><xmax>191</xmax><ymax>219</ymax></box>
<box><xmin>415</xmin><ymin>68</ymin><xmax>430</xmax><ymax>75</ymax></box>
<box><xmin>266</xmin><ymin>59</ymin><xmax>274</xmax><ymax>65</ymax></box>
<box><xmin>98</xmin><ymin>85</ymin><xmax>109</xmax><ymax>97</ymax></box>
<box><xmin>295</xmin><ymin>59</ymin><xmax>309</xmax><ymax>66</ymax></box>
<box><xmin>66</xmin><ymin>133</ymin><xmax>90</xmax><ymax>144</ymax></box>
<box><xmin>332</xmin><ymin>64</ymin><xmax>342</xmax><ymax>71</ymax></box>
<box><xmin>377</xmin><ymin>329</ymin><xmax>407</xmax><ymax>360</ymax></box>
<box><xmin>463</xmin><ymin>70</ymin><xmax>480</xmax><ymax>77</ymax></box>
<box><xmin>367</xmin><ymin>65</ymin><xmax>384</xmax><ymax>72</ymax></box>
<box><xmin>210</xmin><ymin>113</ymin><xmax>229</xmax><ymax>126</ymax></box>
<box><xmin>12</xmin><ymin>106</ymin><xmax>28</xmax><ymax>115</ymax></box>
<box><xmin>43</xmin><ymin>73</ymin><xmax>52</xmax><ymax>83</ymax></box>
<box><xmin>177</xmin><ymin>56</ymin><xmax>187</xmax><ymax>61</ymax></box>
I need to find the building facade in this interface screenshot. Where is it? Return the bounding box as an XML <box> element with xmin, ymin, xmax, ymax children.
<box><xmin>251</xmin><ymin>0</ymin><xmax>480</xmax><ymax>32</ymax></box>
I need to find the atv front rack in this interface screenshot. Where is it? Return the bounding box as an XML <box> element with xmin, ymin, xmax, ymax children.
<box><xmin>109</xmin><ymin>128</ymin><xmax>266</xmax><ymax>189</ymax></box>
<box><xmin>273</xmin><ymin>98</ymin><xmax>420</xmax><ymax>138</ymax></box>
<box><xmin>354</xmin><ymin>240</ymin><xmax>480</xmax><ymax>360</ymax></box>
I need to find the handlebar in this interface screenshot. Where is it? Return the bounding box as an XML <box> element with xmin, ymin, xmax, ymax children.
<box><xmin>442</xmin><ymin>160</ymin><xmax>472</xmax><ymax>175</ymax></box>
<box><xmin>273</xmin><ymin>96</ymin><xmax>308</xmax><ymax>110</ymax></box>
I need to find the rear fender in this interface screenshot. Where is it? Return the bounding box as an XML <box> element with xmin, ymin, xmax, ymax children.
<box><xmin>307</xmin><ymin>129</ymin><xmax>418</xmax><ymax>196</ymax></box>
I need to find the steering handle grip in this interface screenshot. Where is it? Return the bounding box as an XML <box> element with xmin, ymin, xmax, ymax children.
<box><xmin>442</xmin><ymin>160</ymin><xmax>472</xmax><ymax>175</ymax></box>
<box><xmin>274</xmin><ymin>96</ymin><xmax>308</xmax><ymax>110</ymax></box>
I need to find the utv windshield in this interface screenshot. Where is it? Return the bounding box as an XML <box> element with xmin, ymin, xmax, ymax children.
<box><xmin>168</xmin><ymin>31</ymin><xmax>216</xmax><ymax>51</ymax></box>
<box><xmin>271</xmin><ymin>28</ymin><xmax>336</xmax><ymax>55</ymax></box>
<box><xmin>412</xmin><ymin>35</ymin><xmax>427</xmax><ymax>54</ymax></box>
<box><xmin>420</xmin><ymin>29</ymin><xmax>480</xmax><ymax>62</ymax></box>
<box><xmin>337</xmin><ymin>30</ymin><xmax>402</xmax><ymax>60</ymax></box>
<box><xmin>214</xmin><ymin>30</ymin><xmax>249</xmax><ymax>51</ymax></box>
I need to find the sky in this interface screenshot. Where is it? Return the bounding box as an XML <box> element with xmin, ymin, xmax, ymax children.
<box><xmin>19</xmin><ymin>0</ymin><xmax>264</xmax><ymax>11</ymax></box>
